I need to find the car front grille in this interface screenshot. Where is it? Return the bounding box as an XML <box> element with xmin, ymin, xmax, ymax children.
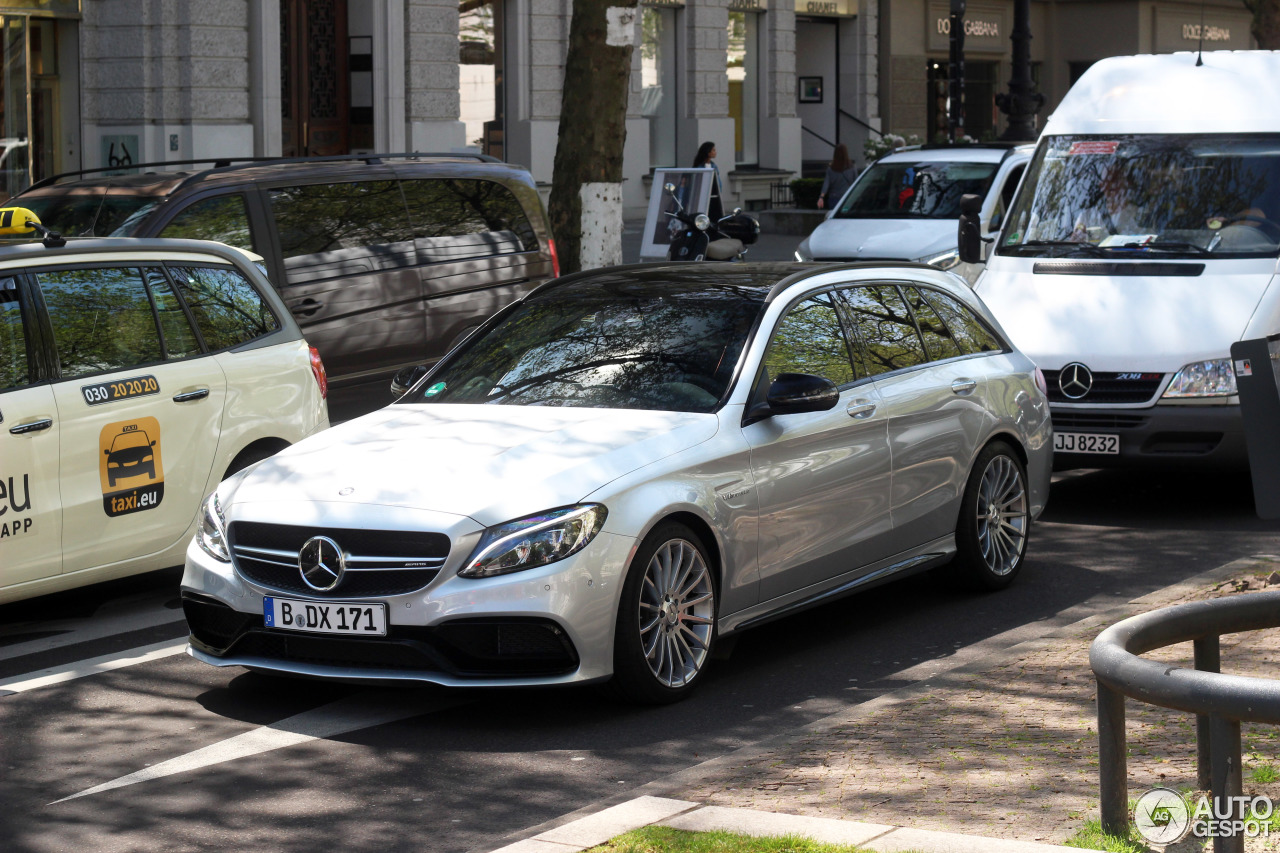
<box><xmin>1051</xmin><ymin>412</ymin><xmax>1149</xmax><ymax>430</ymax></box>
<box><xmin>1042</xmin><ymin>369</ymin><xmax>1164</xmax><ymax>404</ymax></box>
<box><xmin>228</xmin><ymin>521</ymin><xmax>450</xmax><ymax>598</ymax></box>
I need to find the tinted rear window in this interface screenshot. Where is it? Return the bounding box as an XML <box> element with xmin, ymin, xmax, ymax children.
<box><xmin>401</xmin><ymin>178</ymin><xmax>538</xmax><ymax>260</ymax></box>
<box><xmin>19</xmin><ymin>193</ymin><xmax>163</xmax><ymax>237</ymax></box>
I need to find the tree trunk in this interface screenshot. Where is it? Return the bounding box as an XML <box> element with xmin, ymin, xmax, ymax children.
<box><xmin>1246</xmin><ymin>0</ymin><xmax>1280</xmax><ymax>48</ymax></box>
<box><xmin>547</xmin><ymin>0</ymin><xmax>638</xmax><ymax>275</ymax></box>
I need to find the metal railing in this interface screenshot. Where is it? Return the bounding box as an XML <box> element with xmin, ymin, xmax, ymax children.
<box><xmin>770</xmin><ymin>181</ymin><xmax>794</xmax><ymax>208</ymax></box>
<box><xmin>1090</xmin><ymin>591</ymin><xmax>1280</xmax><ymax>853</ymax></box>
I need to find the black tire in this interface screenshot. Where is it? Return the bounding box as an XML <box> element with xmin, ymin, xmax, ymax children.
<box><xmin>610</xmin><ymin>522</ymin><xmax>717</xmax><ymax>705</ymax></box>
<box><xmin>951</xmin><ymin>441</ymin><xmax>1031</xmax><ymax>591</ymax></box>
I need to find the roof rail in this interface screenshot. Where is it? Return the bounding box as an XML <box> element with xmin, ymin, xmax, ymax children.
<box><xmin>24</xmin><ymin>151</ymin><xmax>506</xmax><ymax>192</ymax></box>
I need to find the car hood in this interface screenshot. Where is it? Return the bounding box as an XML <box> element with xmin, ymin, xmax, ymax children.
<box><xmin>977</xmin><ymin>264</ymin><xmax>1275</xmax><ymax>371</ymax></box>
<box><xmin>807</xmin><ymin>217</ymin><xmax>954</xmax><ymax>261</ymax></box>
<box><xmin>225</xmin><ymin>404</ymin><xmax>719</xmax><ymax>527</ymax></box>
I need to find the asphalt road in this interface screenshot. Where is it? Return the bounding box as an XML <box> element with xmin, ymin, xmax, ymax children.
<box><xmin>1</xmin><ymin>466</ymin><xmax>1277</xmax><ymax>853</ymax></box>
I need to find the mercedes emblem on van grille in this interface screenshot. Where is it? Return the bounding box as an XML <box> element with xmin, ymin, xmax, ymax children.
<box><xmin>299</xmin><ymin>536</ymin><xmax>345</xmax><ymax>591</ymax></box>
<box><xmin>1059</xmin><ymin>363</ymin><xmax>1094</xmax><ymax>400</ymax></box>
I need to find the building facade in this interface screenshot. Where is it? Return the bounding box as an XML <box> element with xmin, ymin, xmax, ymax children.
<box><xmin>0</xmin><ymin>1</ymin><xmax>1258</xmax><ymax>220</ymax></box>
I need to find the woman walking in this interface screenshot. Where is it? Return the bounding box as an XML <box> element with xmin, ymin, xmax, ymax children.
<box><xmin>693</xmin><ymin>141</ymin><xmax>724</xmax><ymax>220</ymax></box>
<box><xmin>817</xmin><ymin>143</ymin><xmax>857</xmax><ymax>209</ymax></box>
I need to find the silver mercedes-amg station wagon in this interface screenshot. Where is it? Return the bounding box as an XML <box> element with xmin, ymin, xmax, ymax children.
<box><xmin>182</xmin><ymin>262</ymin><xmax>1053</xmax><ymax>704</ymax></box>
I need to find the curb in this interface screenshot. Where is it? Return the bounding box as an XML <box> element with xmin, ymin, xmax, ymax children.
<box><xmin>478</xmin><ymin>555</ymin><xmax>1279</xmax><ymax>853</ymax></box>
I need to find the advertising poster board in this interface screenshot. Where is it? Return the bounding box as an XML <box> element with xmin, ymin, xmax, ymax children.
<box><xmin>639</xmin><ymin>168</ymin><xmax>715</xmax><ymax>259</ymax></box>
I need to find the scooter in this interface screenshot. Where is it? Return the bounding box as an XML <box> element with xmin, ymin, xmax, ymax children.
<box><xmin>663</xmin><ymin>181</ymin><xmax>761</xmax><ymax>261</ymax></box>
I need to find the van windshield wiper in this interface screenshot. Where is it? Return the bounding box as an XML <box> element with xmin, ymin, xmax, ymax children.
<box><xmin>1008</xmin><ymin>240</ymin><xmax>1112</xmax><ymax>258</ymax></box>
<box><xmin>1141</xmin><ymin>240</ymin><xmax>1212</xmax><ymax>256</ymax></box>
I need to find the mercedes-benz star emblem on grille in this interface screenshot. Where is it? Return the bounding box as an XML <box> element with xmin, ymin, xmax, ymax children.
<box><xmin>298</xmin><ymin>536</ymin><xmax>345</xmax><ymax>591</ymax></box>
<box><xmin>1059</xmin><ymin>362</ymin><xmax>1094</xmax><ymax>400</ymax></box>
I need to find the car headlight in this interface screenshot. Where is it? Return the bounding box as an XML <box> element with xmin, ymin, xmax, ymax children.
<box><xmin>1162</xmin><ymin>358</ymin><xmax>1237</xmax><ymax>398</ymax></box>
<box><xmin>919</xmin><ymin>248</ymin><xmax>961</xmax><ymax>270</ymax></box>
<box><xmin>197</xmin><ymin>492</ymin><xmax>231</xmax><ymax>562</ymax></box>
<box><xmin>460</xmin><ymin>504</ymin><xmax>607</xmax><ymax>579</ymax></box>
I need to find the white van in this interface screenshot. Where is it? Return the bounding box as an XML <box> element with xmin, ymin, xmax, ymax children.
<box><xmin>970</xmin><ymin>51</ymin><xmax>1280</xmax><ymax>470</ymax></box>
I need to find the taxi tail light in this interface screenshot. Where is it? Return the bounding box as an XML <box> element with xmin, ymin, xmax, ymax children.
<box><xmin>309</xmin><ymin>346</ymin><xmax>328</xmax><ymax>399</ymax></box>
<box><xmin>548</xmin><ymin>238</ymin><xmax>561</xmax><ymax>278</ymax></box>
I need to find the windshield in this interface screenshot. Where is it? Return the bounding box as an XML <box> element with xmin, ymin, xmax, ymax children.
<box><xmin>16</xmin><ymin>192</ymin><xmax>162</xmax><ymax>237</ymax></box>
<box><xmin>999</xmin><ymin>134</ymin><xmax>1280</xmax><ymax>258</ymax></box>
<box><xmin>835</xmin><ymin>158</ymin><xmax>999</xmax><ymax>220</ymax></box>
<box><xmin>403</xmin><ymin>280</ymin><xmax>765</xmax><ymax>413</ymax></box>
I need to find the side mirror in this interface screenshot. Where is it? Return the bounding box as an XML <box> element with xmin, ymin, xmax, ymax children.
<box><xmin>391</xmin><ymin>364</ymin><xmax>430</xmax><ymax>399</ymax></box>
<box><xmin>765</xmin><ymin>373</ymin><xmax>840</xmax><ymax>416</ymax></box>
<box><xmin>663</xmin><ymin>182</ymin><xmax>677</xmax><ymax>194</ymax></box>
<box><xmin>957</xmin><ymin>193</ymin><xmax>985</xmax><ymax>265</ymax></box>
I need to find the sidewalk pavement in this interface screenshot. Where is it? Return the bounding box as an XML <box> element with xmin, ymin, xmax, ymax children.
<box><xmin>486</xmin><ymin>555</ymin><xmax>1280</xmax><ymax>853</ymax></box>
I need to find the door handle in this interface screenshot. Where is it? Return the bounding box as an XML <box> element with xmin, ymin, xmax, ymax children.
<box><xmin>846</xmin><ymin>398</ymin><xmax>877</xmax><ymax>419</ymax></box>
<box><xmin>951</xmin><ymin>378</ymin><xmax>977</xmax><ymax>395</ymax></box>
<box><xmin>295</xmin><ymin>298</ymin><xmax>323</xmax><ymax>316</ymax></box>
<box><xmin>10</xmin><ymin>417</ymin><xmax>52</xmax><ymax>435</ymax></box>
<box><xmin>173</xmin><ymin>388</ymin><xmax>210</xmax><ymax>403</ymax></box>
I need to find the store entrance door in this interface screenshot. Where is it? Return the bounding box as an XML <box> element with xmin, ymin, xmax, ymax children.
<box><xmin>281</xmin><ymin>0</ymin><xmax>350</xmax><ymax>157</ymax></box>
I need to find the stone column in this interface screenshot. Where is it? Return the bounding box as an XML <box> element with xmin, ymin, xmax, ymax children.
<box><xmin>405</xmin><ymin>0</ymin><xmax>466</xmax><ymax>151</ymax></box>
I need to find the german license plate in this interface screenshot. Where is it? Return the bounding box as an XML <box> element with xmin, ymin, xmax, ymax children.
<box><xmin>263</xmin><ymin>597</ymin><xmax>387</xmax><ymax>636</ymax></box>
<box><xmin>1053</xmin><ymin>431</ymin><xmax>1119</xmax><ymax>454</ymax></box>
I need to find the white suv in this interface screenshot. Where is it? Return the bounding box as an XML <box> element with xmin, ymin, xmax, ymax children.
<box><xmin>0</xmin><ymin>224</ymin><xmax>328</xmax><ymax>604</ymax></box>
<box><xmin>796</xmin><ymin>144</ymin><xmax>1032</xmax><ymax>283</ymax></box>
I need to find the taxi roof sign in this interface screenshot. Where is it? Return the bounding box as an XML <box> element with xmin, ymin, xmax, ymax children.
<box><xmin>0</xmin><ymin>206</ymin><xmax>66</xmax><ymax>247</ymax></box>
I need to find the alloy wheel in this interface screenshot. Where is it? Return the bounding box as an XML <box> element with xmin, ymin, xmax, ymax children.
<box><xmin>637</xmin><ymin>539</ymin><xmax>715</xmax><ymax>688</ymax></box>
<box><xmin>975</xmin><ymin>454</ymin><xmax>1029</xmax><ymax>576</ymax></box>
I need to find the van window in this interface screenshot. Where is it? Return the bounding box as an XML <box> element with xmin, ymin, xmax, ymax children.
<box><xmin>268</xmin><ymin>181</ymin><xmax>416</xmax><ymax>283</ymax></box>
<box><xmin>160</xmin><ymin>194</ymin><xmax>255</xmax><ymax>252</ymax></box>
<box><xmin>0</xmin><ymin>281</ymin><xmax>30</xmax><ymax>390</ymax></box>
<box><xmin>837</xmin><ymin>285</ymin><xmax>929</xmax><ymax>375</ymax></box>
<box><xmin>400</xmin><ymin>178</ymin><xmax>537</xmax><ymax>262</ymax></box>
<box><xmin>169</xmin><ymin>265</ymin><xmax>280</xmax><ymax>350</ymax></box>
<box><xmin>40</xmin><ymin>267</ymin><xmax>164</xmax><ymax>377</ymax></box>
<box><xmin>1000</xmin><ymin>134</ymin><xmax>1280</xmax><ymax>257</ymax></box>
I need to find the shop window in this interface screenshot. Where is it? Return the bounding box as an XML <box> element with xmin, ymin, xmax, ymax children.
<box><xmin>727</xmin><ymin>11</ymin><xmax>760</xmax><ymax>165</ymax></box>
<box><xmin>641</xmin><ymin>6</ymin><xmax>678</xmax><ymax>168</ymax></box>
<box><xmin>460</xmin><ymin>0</ymin><xmax>504</xmax><ymax>159</ymax></box>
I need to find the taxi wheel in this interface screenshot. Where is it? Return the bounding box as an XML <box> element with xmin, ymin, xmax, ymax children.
<box><xmin>610</xmin><ymin>522</ymin><xmax>717</xmax><ymax>705</ymax></box>
<box><xmin>952</xmin><ymin>441</ymin><xmax>1030</xmax><ymax>591</ymax></box>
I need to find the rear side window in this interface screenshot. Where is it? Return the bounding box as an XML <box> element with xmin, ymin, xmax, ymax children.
<box><xmin>160</xmin><ymin>194</ymin><xmax>255</xmax><ymax>252</ymax></box>
<box><xmin>918</xmin><ymin>289</ymin><xmax>1003</xmax><ymax>354</ymax></box>
<box><xmin>169</xmin><ymin>265</ymin><xmax>280</xmax><ymax>350</ymax></box>
<box><xmin>0</xmin><ymin>279</ymin><xmax>30</xmax><ymax>391</ymax></box>
<box><xmin>400</xmin><ymin>178</ymin><xmax>538</xmax><ymax>262</ymax></box>
<box><xmin>902</xmin><ymin>286</ymin><xmax>963</xmax><ymax>362</ymax></box>
<box><xmin>144</xmin><ymin>269</ymin><xmax>201</xmax><ymax>359</ymax></box>
<box><xmin>837</xmin><ymin>285</ymin><xmax>929</xmax><ymax>375</ymax></box>
<box><xmin>40</xmin><ymin>267</ymin><xmax>164</xmax><ymax>377</ymax></box>
<box><xmin>268</xmin><ymin>181</ymin><xmax>415</xmax><ymax>278</ymax></box>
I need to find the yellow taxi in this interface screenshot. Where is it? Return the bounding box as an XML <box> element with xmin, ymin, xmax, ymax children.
<box><xmin>0</xmin><ymin>209</ymin><xmax>328</xmax><ymax>604</ymax></box>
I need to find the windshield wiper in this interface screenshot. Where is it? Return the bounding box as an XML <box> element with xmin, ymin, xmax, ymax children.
<box><xmin>1010</xmin><ymin>240</ymin><xmax>1113</xmax><ymax>258</ymax></box>
<box><xmin>1142</xmin><ymin>240</ymin><xmax>1212</xmax><ymax>256</ymax></box>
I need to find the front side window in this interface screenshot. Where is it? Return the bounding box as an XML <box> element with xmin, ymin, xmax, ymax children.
<box><xmin>405</xmin><ymin>280</ymin><xmax>764</xmax><ymax>413</ymax></box>
<box><xmin>1000</xmin><ymin>134</ymin><xmax>1280</xmax><ymax>257</ymax></box>
<box><xmin>0</xmin><ymin>279</ymin><xmax>30</xmax><ymax>391</ymax></box>
<box><xmin>40</xmin><ymin>267</ymin><xmax>163</xmax><ymax>378</ymax></box>
<box><xmin>837</xmin><ymin>285</ymin><xmax>928</xmax><ymax>375</ymax></box>
<box><xmin>836</xmin><ymin>160</ymin><xmax>999</xmax><ymax>220</ymax></box>
<box><xmin>760</xmin><ymin>295</ymin><xmax>857</xmax><ymax>388</ymax></box>
<box><xmin>400</xmin><ymin>178</ymin><xmax>537</xmax><ymax>262</ymax></box>
<box><xmin>169</xmin><ymin>265</ymin><xmax>279</xmax><ymax>351</ymax></box>
<box><xmin>160</xmin><ymin>194</ymin><xmax>254</xmax><ymax>252</ymax></box>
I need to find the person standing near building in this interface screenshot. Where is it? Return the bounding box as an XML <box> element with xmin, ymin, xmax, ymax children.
<box><xmin>693</xmin><ymin>141</ymin><xmax>724</xmax><ymax>220</ymax></box>
<box><xmin>817</xmin><ymin>144</ymin><xmax>857</xmax><ymax>209</ymax></box>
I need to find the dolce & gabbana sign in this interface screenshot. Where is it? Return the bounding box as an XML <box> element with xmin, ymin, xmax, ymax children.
<box><xmin>926</xmin><ymin>1</ymin><xmax>1007</xmax><ymax>53</ymax></box>
<box><xmin>1154</xmin><ymin>8</ymin><xmax>1250</xmax><ymax>53</ymax></box>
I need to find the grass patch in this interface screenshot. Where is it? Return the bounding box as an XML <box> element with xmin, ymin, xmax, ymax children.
<box><xmin>1253</xmin><ymin>763</ymin><xmax>1280</xmax><ymax>784</ymax></box>
<box><xmin>583</xmin><ymin>826</ymin><xmax>916</xmax><ymax>853</ymax></box>
<box><xmin>1062</xmin><ymin>819</ymin><xmax>1149</xmax><ymax>853</ymax></box>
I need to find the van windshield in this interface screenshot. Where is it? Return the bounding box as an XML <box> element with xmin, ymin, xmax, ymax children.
<box><xmin>834</xmin><ymin>159</ymin><xmax>998</xmax><ymax>220</ymax></box>
<box><xmin>999</xmin><ymin>134</ymin><xmax>1280</xmax><ymax>258</ymax></box>
<box><xmin>17</xmin><ymin>193</ymin><xmax>163</xmax><ymax>237</ymax></box>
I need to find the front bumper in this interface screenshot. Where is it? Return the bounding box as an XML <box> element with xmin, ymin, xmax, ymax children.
<box><xmin>1050</xmin><ymin>402</ymin><xmax>1247</xmax><ymax>470</ymax></box>
<box><xmin>180</xmin><ymin>530</ymin><xmax>636</xmax><ymax>687</ymax></box>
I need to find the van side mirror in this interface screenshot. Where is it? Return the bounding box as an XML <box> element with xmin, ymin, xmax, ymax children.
<box><xmin>957</xmin><ymin>193</ymin><xmax>985</xmax><ymax>265</ymax></box>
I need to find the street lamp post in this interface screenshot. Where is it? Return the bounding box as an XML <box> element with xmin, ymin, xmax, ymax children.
<box><xmin>996</xmin><ymin>0</ymin><xmax>1045</xmax><ymax>142</ymax></box>
<box><xmin>948</xmin><ymin>0</ymin><xmax>966</xmax><ymax>142</ymax></box>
